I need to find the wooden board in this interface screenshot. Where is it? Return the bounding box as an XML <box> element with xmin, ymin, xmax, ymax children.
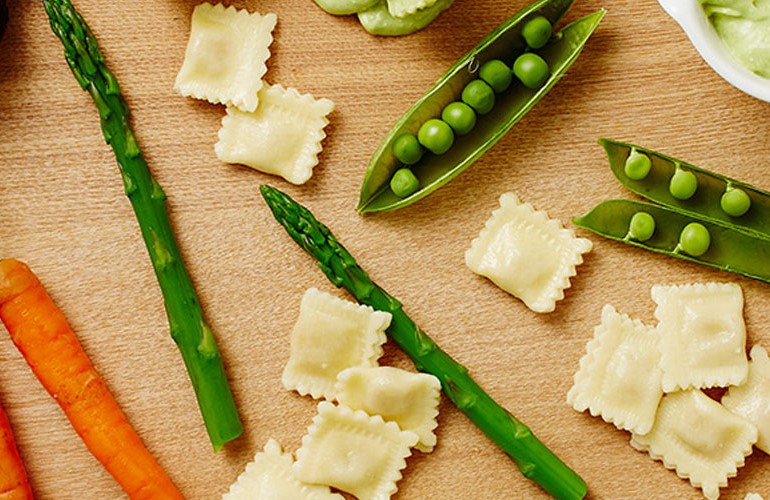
<box><xmin>1</xmin><ymin>0</ymin><xmax>768</xmax><ymax>498</ymax></box>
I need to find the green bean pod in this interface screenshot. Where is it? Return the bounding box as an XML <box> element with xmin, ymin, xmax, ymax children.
<box><xmin>574</xmin><ymin>199</ymin><xmax>770</xmax><ymax>285</ymax></box>
<box><xmin>357</xmin><ymin>0</ymin><xmax>605</xmax><ymax>213</ymax></box>
<box><xmin>601</xmin><ymin>138</ymin><xmax>770</xmax><ymax>237</ymax></box>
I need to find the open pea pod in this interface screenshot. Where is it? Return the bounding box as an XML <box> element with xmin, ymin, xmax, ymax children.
<box><xmin>357</xmin><ymin>0</ymin><xmax>605</xmax><ymax>213</ymax></box>
<box><xmin>574</xmin><ymin>199</ymin><xmax>770</xmax><ymax>285</ymax></box>
<box><xmin>602</xmin><ymin>138</ymin><xmax>770</xmax><ymax>238</ymax></box>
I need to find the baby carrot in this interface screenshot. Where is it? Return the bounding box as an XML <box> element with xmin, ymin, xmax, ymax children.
<box><xmin>0</xmin><ymin>401</ymin><xmax>33</xmax><ymax>500</ymax></box>
<box><xmin>0</xmin><ymin>259</ymin><xmax>182</xmax><ymax>500</ymax></box>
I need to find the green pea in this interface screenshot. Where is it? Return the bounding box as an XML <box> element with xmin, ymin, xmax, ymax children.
<box><xmin>417</xmin><ymin>119</ymin><xmax>455</xmax><ymax>155</ymax></box>
<box><xmin>461</xmin><ymin>79</ymin><xmax>495</xmax><ymax>115</ymax></box>
<box><xmin>628</xmin><ymin>212</ymin><xmax>655</xmax><ymax>241</ymax></box>
<box><xmin>721</xmin><ymin>186</ymin><xmax>751</xmax><ymax>217</ymax></box>
<box><xmin>390</xmin><ymin>168</ymin><xmax>420</xmax><ymax>198</ymax></box>
<box><xmin>513</xmin><ymin>53</ymin><xmax>550</xmax><ymax>89</ymax></box>
<box><xmin>678</xmin><ymin>222</ymin><xmax>711</xmax><ymax>257</ymax></box>
<box><xmin>624</xmin><ymin>150</ymin><xmax>652</xmax><ymax>181</ymax></box>
<box><xmin>479</xmin><ymin>59</ymin><xmax>512</xmax><ymax>93</ymax></box>
<box><xmin>392</xmin><ymin>133</ymin><xmax>423</xmax><ymax>165</ymax></box>
<box><xmin>521</xmin><ymin>15</ymin><xmax>552</xmax><ymax>49</ymax></box>
<box><xmin>669</xmin><ymin>168</ymin><xmax>697</xmax><ymax>200</ymax></box>
<box><xmin>441</xmin><ymin>101</ymin><xmax>477</xmax><ymax>136</ymax></box>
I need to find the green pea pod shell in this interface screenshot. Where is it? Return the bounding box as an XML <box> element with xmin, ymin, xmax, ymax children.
<box><xmin>357</xmin><ymin>0</ymin><xmax>605</xmax><ymax>213</ymax></box>
<box><xmin>601</xmin><ymin>138</ymin><xmax>770</xmax><ymax>238</ymax></box>
<box><xmin>574</xmin><ymin>199</ymin><xmax>770</xmax><ymax>285</ymax></box>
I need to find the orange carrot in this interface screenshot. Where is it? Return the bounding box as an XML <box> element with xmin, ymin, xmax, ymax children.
<box><xmin>0</xmin><ymin>259</ymin><xmax>183</xmax><ymax>500</ymax></box>
<box><xmin>0</xmin><ymin>401</ymin><xmax>33</xmax><ymax>500</ymax></box>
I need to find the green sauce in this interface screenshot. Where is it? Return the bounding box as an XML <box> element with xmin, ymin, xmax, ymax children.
<box><xmin>701</xmin><ymin>0</ymin><xmax>770</xmax><ymax>78</ymax></box>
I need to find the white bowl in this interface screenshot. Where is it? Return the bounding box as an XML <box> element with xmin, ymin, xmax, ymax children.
<box><xmin>658</xmin><ymin>0</ymin><xmax>770</xmax><ymax>102</ymax></box>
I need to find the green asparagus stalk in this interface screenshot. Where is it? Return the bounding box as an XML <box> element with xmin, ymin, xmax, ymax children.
<box><xmin>43</xmin><ymin>0</ymin><xmax>242</xmax><ymax>451</ymax></box>
<box><xmin>259</xmin><ymin>184</ymin><xmax>587</xmax><ymax>500</ymax></box>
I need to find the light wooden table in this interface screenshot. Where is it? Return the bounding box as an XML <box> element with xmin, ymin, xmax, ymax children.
<box><xmin>1</xmin><ymin>0</ymin><xmax>768</xmax><ymax>498</ymax></box>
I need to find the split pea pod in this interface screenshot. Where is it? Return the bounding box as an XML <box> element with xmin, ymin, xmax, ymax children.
<box><xmin>574</xmin><ymin>199</ymin><xmax>770</xmax><ymax>284</ymax></box>
<box><xmin>601</xmin><ymin>138</ymin><xmax>770</xmax><ymax>236</ymax></box>
<box><xmin>357</xmin><ymin>0</ymin><xmax>605</xmax><ymax>213</ymax></box>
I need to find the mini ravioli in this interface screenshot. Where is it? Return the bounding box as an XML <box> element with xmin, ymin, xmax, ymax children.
<box><xmin>335</xmin><ymin>366</ymin><xmax>441</xmax><ymax>452</ymax></box>
<box><xmin>215</xmin><ymin>84</ymin><xmax>334</xmax><ymax>184</ymax></box>
<box><xmin>567</xmin><ymin>304</ymin><xmax>663</xmax><ymax>434</ymax></box>
<box><xmin>174</xmin><ymin>3</ymin><xmax>277</xmax><ymax>112</ymax></box>
<box><xmin>630</xmin><ymin>389</ymin><xmax>757</xmax><ymax>500</ymax></box>
<box><xmin>293</xmin><ymin>402</ymin><xmax>418</xmax><ymax>500</ymax></box>
<box><xmin>465</xmin><ymin>192</ymin><xmax>592</xmax><ymax>313</ymax></box>
<box><xmin>722</xmin><ymin>344</ymin><xmax>770</xmax><ymax>454</ymax></box>
<box><xmin>652</xmin><ymin>283</ymin><xmax>748</xmax><ymax>392</ymax></box>
<box><xmin>282</xmin><ymin>288</ymin><xmax>390</xmax><ymax>400</ymax></box>
<box><xmin>223</xmin><ymin>439</ymin><xmax>343</xmax><ymax>500</ymax></box>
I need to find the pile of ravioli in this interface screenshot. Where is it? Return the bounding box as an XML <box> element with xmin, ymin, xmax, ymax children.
<box><xmin>175</xmin><ymin>3</ymin><xmax>334</xmax><ymax>185</ymax></box>
<box><xmin>568</xmin><ymin>282</ymin><xmax>770</xmax><ymax>500</ymax></box>
<box><xmin>223</xmin><ymin>288</ymin><xmax>441</xmax><ymax>499</ymax></box>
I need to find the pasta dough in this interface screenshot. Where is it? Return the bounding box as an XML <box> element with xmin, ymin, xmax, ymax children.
<box><xmin>567</xmin><ymin>305</ymin><xmax>663</xmax><ymax>434</ymax></box>
<box><xmin>222</xmin><ymin>439</ymin><xmax>343</xmax><ymax>499</ymax></box>
<box><xmin>652</xmin><ymin>283</ymin><xmax>748</xmax><ymax>392</ymax></box>
<box><xmin>465</xmin><ymin>192</ymin><xmax>592</xmax><ymax>313</ymax></box>
<box><xmin>722</xmin><ymin>344</ymin><xmax>770</xmax><ymax>454</ymax></box>
<box><xmin>282</xmin><ymin>288</ymin><xmax>390</xmax><ymax>400</ymax></box>
<box><xmin>335</xmin><ymin>366</ymin><xmax>441</xmax><ymax>452</ymax></box>
<box><xmin>630</xmin><ymin>389</ymin><xmax>757</xmax><ymax>500</ymax></box>
<box><xmin>293</xmin><ymin>402</ymin><xmax>418</xmax><ymax>500</ymax></box>
<box><xmin>174</xmin><ymin>3</ymin><xmax>277</xmax><ymax>112</ymax></box>
<box><xmin>215</xmin><ymin>84</ymin><xmax>334</xmax><ymax>184</ymax></box>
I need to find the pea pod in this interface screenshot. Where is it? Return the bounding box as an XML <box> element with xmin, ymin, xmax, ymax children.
<box><xmin>601</xmin><ymin>138</ymin><xmax>770</xmax><ymax>237</ymax></box>
<box><xmin>357</xmin><ymin>0</ymin><xmax>605</xmax><ymax>213</ymax></box>
<box><xmin>574</xmin><ymin>199</ymin><xmax>770</xmax><ymax>285</ymax></box>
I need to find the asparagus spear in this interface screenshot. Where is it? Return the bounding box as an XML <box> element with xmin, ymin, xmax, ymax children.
<box><xmin>43</xmin><ymin>0</ymin><xmax>242</xmax><ymax>451</ymax></box>
<box><xmin>259</xmin><ymin>184</ymin><xmax>587</xmax><ymax>500</ymax></box>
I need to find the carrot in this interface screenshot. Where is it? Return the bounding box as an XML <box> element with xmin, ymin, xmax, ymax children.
<box><xmin>0</xmin><ymin>400</ymin><xmax>33</xmax><ymax>500</ymax></box>
<box><xmin>0</xmin><ymin>259</ymin><xmax>183</xmax><ymax>500</ymax></box>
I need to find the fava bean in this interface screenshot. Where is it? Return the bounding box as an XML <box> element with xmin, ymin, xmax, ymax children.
<box><xmin>441</xmin><ymin>101</ymin><xmax>477</xmax><ymax>135</ymax></box>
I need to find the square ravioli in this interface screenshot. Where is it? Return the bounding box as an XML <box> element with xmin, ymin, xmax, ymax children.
<box><xmin>174</xmin><ymin>3</ymin><xmax>277</xmax><ymax>112</ymax></box>
<box><xmin>630</xmin><ymin>389</ymin><xmax>757</xmax><ymax>500</ymax></box>
<box><xmin>722</xmin><ymin>344</ymin><xmax>770</xmax><ymax>454</ymax></box>
<box><xmin>567</xmin><ymin>305</ymin><xmax>663</xmax><ymax>434</ymax></box>
<box><xmin>335</xmin><ymin>366</ymin><xmax>441</xmax><ymax>452</ymax></box>
<box><xmin>223</xmin><ymin>439</ymin><xmax>343</xmax><ymax>500</ymax></box>
<box><xmin>293</xmin><ymin>402</ymin><xmax>418</xmax><ymax>500</ymax></box>
<box><xmin>215</xmin><ymin>84</ymin><xmax>334</xmax><ymax>184</ymax></box>
<box><xmin>465</xmin><ymin>192</ymin><xmax>592</xmax><ymax>313</ymax></box>
<box><xmin>652</xmin><ymin>283</ymin><xmax>748</xmax><ymax>392</ymax></box>
<box><xmin>282</xmin><ymin>288</ymin><xmax>390</xmax><ymax>400</ymax></box>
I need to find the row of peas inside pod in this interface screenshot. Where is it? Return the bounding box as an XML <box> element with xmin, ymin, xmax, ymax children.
<box><xmin>575</xmin><ymin>139</ymin><xmax>770</xmax><ymax>286</ymax></box>
<box><xmin>389</xmin><ymin>15</ymin><xmax>554</xmax><ymax>197</ymax></box>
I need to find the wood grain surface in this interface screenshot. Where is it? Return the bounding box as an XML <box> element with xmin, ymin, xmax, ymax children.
<box><xmin>1</xmin><ymin>0</ymin><xmax>769</xmax><ymax>498</ymax></box>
